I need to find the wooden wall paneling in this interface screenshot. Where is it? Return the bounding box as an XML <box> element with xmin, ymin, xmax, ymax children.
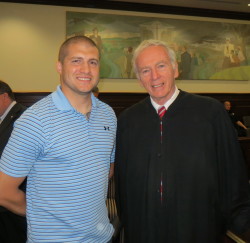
<box><xmin>14</xmin><ymin>92</ymin><xmax>250</xmax><ymax>118</ymax></box>
<box><xmin>15</xmin><ymin>92</ymin><xmax>51</xmax><ymax>108</ymax></box>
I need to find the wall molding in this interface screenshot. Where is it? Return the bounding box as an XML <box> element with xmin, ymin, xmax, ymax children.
<box><xmin>1</xmin><ymin>0</ymin><xmax>249</xmax><ymax>20</ymax></box>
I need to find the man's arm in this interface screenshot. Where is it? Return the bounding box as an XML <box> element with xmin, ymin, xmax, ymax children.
<box><xmin>0</xmin><ymin>171</ymin><xmax>26</xmax><ymax>216</ymax></box>
<box><xmin>236</xmin><ymin>120</ymin><xmax>247</xmax><ymax>130</ymax></box>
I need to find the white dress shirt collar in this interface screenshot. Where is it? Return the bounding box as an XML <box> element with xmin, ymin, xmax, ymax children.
<box><xmin>0</xmin><ymin>101</ymin><xmax>16</xmax><ymax>123</ymax></box>
<box><xmin>150</xmin><ymin>86</ymin><xmax>180</xmax><ymax>113</ymax></box>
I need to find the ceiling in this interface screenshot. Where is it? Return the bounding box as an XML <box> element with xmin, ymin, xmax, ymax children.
<box><xmin>111</xmin><ymin>0</ymin><xmax>250</xmax><ymax>13</ymax></box>
<box><xmin>1</xmin><ymin>0</ymin><xmax>250</xmax><ymax>17</ymax></box>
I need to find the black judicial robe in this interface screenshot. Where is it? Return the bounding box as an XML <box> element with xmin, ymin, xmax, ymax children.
<box><xmin>115</xmin><ymin>90</ymin><xmax>250</xmax><ymax>243</ymax></box>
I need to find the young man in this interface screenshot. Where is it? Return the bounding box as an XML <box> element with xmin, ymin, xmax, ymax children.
<box><xmin>115</xmin><ymin>39</ymin><xmax>250</xmax><ymax>242</ymax></box>
<box><xmin>0</xmin><ymin>80</ymin><xmax>27</xmax><ymax>243</ymax></box>
<box><xmin>0</xmin><ymin>36</ymin><xmax>116</xmax><ymax>242</ymax></box>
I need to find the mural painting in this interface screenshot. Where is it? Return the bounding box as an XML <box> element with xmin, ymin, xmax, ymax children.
<box><xmin>66</xmin><ymin>11</ymin><xmax>250</xmax><ymax>80</ymax></box>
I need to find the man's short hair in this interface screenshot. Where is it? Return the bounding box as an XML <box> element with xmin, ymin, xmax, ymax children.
<box><xmin>58</xmin><ymin>35</ymin><xmax>100</xmax><ymax>63</ymax></box>
<box><xmin>0</xmin><ymin>80</ymin><xmax>15</xmax><ymax>100</ymax></box>
<box><xmin>132</xmin><ymin>39</ymin><xmax>177</xmax><ymax>75</ymax></box>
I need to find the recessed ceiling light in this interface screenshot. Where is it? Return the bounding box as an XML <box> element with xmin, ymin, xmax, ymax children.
<box><xmin>248</xmin><ymin>3</ymin><xmax>250</xmax><ymax>6</ymax></box>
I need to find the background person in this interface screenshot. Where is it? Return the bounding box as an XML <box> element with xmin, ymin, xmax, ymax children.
<box><xmin>0</xmin><ymin>80</ymin><xmax>27</xmax><ymax>243</ymax></box>
<box><xmin>92</xmin><ymin>86</ymin><xmax>99</xmax><ymax>98</ymax></box>
<box><xmin>0</xmin><ymin>36</ymin><xmax>116</xmax><ymax>242</ymax></box>
<box><xmin>224</xmin><ymin>100</ymin><xmax>247</xmax><ymax>137</ymax></box>
<box><xmin>115</xmin><ymin>39</ymin><xmax>250</xmax><ymax>243</ymax></box>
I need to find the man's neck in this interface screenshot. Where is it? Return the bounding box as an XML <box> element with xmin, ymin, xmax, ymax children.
<box><xmin>61</xmin><ymin>87</ymin><xmax>93</xmax><ymax>114</ymax></box>
<box><xmin>68</xmin><ymin>93</ymin><xmax>92</xmax><ymax>115</ymax></box>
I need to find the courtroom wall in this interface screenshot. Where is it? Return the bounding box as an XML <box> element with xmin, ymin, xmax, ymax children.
<box><xmin>0</xmin><ymin>2</ymin><xmax>250</xmax><ymax>93</ymax></box>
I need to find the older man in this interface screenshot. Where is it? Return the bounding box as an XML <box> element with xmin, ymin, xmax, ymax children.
<box><xmin>0</xmin><ymin>80</ymin><xmax>27</xmax><ymax>243</ymax></box>
<box><xmin>115</xmin><ymin>39</ymin><xmax>250</xmax><ymax>243</ymax></box>
<box><xmin>0</xmin><ymin>81</ymin><xmax>26</xmax><ymax>155</ymax></box>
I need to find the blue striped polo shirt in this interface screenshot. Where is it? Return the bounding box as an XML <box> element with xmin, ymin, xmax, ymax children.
<box><xmin>0</xmin><ymin>86</ymin><xmax>117</xmax><ymax>242</ymax></box>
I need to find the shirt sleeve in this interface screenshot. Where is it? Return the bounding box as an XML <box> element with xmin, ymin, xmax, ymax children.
<box><xmin>0</xmin><ymin>109</ymin><xmax>46</xmax><ymax>178</ymax></box>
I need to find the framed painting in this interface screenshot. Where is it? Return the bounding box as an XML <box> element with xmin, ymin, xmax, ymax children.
<box><xmin>66</xmin><ymin>10</ymin><xmax>250</xmax><ymax>80</ymax></box>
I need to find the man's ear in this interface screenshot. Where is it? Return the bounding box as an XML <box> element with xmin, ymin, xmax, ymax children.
<box><xmin>56</xmin><ymin>61</ymin><xmax>62</xmax><ymax>74</ymax></box>
<box><xmin>2</xmin><ymin>92</ymin><xmax>8</xmax><ymax>102</ymax></box>
<box><xmin>173</xmin><ymin>62</ymin><xmax>179</xmax><ymax>79</ymax></box>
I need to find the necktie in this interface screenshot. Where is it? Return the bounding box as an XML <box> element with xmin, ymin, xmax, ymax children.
<box><xmin>158</xmin><ymin>106</ymin><xmax>166</xmax><ymax>145</ymax></box>
<box><xmin>158</xmin><ymin>106</ymin><xmax>166</xmax><ymax>204</ymax></box>
<box><xmin>158</xmin><ymin>106</ymin><xmax>166</xmax><ymax>119</ymax></box>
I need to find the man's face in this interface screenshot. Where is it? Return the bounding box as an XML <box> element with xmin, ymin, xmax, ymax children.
<box><xmin>136</xmin><ymin>45</ymin><xmax>178</xmax><ymax>105</ymax></box>
<box><xmin>57</xmin><ymin>41</ymin><xmax>100</xmax><ymax>98</ymax></box>
<box><xmin>224</xmin><ymin>101</ymin><xmax>231</xmax><ymax>111</ymax></box>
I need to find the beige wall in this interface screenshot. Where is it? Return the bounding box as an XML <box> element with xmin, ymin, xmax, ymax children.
<box><xmin>0</xmin><ymin>2</ymin><xmax>249</xmax><ymax>93</ymax></box>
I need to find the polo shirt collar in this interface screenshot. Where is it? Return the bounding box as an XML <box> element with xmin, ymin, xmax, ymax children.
<box><xmin>52</xmin><ymin>85</ymin><xmax>98</xmax><ymax>111</ymax></box>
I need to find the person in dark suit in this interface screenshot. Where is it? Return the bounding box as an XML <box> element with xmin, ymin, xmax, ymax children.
<box><xmin>223</xmin><ymin>100</ymin><xmax>247</xmax><ymax>137</ymax></box>
<box><xmin>0</xmin><ymin>80</ymin><xmax>27</xmax><ymax>243</ymax></box>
